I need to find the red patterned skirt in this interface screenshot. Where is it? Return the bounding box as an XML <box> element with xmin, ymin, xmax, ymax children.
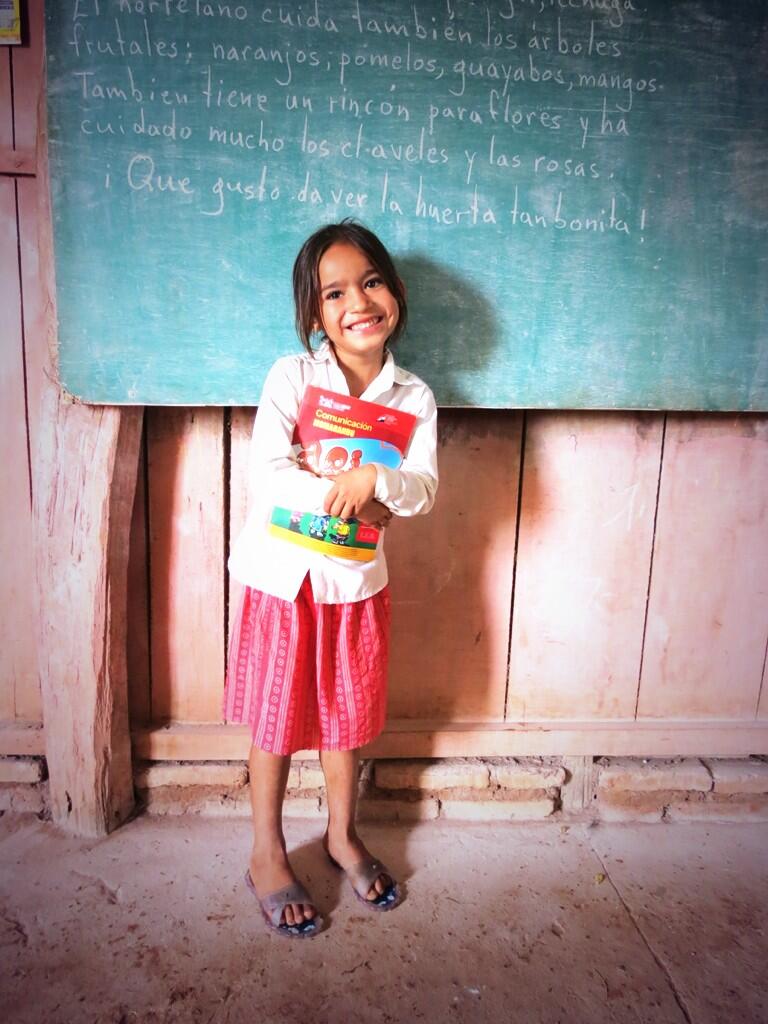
<box><xmin>223</xmin><ymin>575</ymin><xmax>391</xmax><ymax>754</ymax></box>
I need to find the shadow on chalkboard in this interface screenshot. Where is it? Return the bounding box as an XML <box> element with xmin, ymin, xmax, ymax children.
<box><xmin>395</xmin><ymin>257</ymin><xmax>499</xmax><ymax>406</ymax></box>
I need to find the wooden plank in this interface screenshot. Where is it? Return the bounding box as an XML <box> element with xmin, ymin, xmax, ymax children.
<box><xmin>10</xmin><ymin>0</ymin><xmax>43</xmax><ymax>160</ymax></box>
<box><xmin>15</xmin><ymin>176</ymin><xmax>46</xmax><ymax>725</ymax></box>
<box><xmin>0</xmin><ymin>50</ymin><xmax>11</xmax><ymax>153</ymax></box>
<box><xmin>386</xmin><ymin>409</ymin><xmax>522</xmax><ymax>721</ymax></box>
<box><xmin>639</xmin><ymin>415</ymin><xmax>768</xmax><ymax>719</ymax></box>
<box><xmin>226</xmin><ymin>407</ymin><xmax>254</xmax><ymax>672</ymax></box>
<box><xmin>147</xmin><ymin>408</ymin><xmax>225</xmax><ymax>723</ymax></box>
<box><xmin>508</xmin><ymin>412</ymin><xmax>663</xmax><ymax>720</ymax></box>
<box><xmin>29</xmin><ymin>80</ymin><xmax>141</xmax><ymax>834</ymax></box>
<box><xmin>0</xmin><ymin>176</ymin><xmax>39</xmax><ymax>723</ymax></box>
<box><xmin>133</xmin><ymin>720</ymin><xmax>768</xmax><ymax>761</ymax></box>
<box><xmin>127</xmin><ymin>420</ymin><xmax>151</xmax><ymax>725</ymax></box>
<box><xmin>16</xmin><ymin>172</ymin><xmax>45</xmax><ymax>462</ymax></box>
<box><xmin>34</xmin><ymin>398</ymin><xmax>142</xmax><ymax>834</ymax></box>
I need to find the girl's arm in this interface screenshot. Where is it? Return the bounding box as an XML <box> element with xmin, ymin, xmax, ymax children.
<box><xmin>323</xmin><ymin>387</ymin><xmax>438</xmax><ymax>519</ymax></box>
<box><xmin>248</xmin><ymin>359</ymin><xmax>335</xmax><ymax>511</ymax></box>
<box><xmin>372</xmin><ymin>387</ymin><xmax>439</xmax><ymax>517</ymax></box>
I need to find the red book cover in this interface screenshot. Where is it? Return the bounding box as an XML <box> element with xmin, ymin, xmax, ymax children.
<box><xmin>269</xmin><ymin>387</ymin><xmax>417</xmax><ymax>561</ymax></box>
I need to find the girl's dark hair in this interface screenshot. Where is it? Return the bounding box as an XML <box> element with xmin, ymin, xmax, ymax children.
<box><xmin>292</xmin><ymin>220</ymin><xmax>408</xmax><ymax>353</ymax></box>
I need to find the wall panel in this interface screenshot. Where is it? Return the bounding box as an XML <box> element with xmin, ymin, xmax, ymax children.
<box><xmin>387</xmin><ymin>410</ymin><xmax>522</xmax><ymax>721</ymax></box>
<box><xmin>226</xmin><ymin>407</ymin><xmax>254</xmax><ymax>673</ymax></box>
<box><xmin>146</xmin><ymin>408</ymin><xmax>225</xmax><ymax>723</ymax></box>
<box><xmin>0</xmin><ymin>177</ymin><xmax>39</xmax><ymax>722</ymax></box>
<box><xmin>0</xmin><ymin>49</ymin><xmax>11</xmax><ymax>153</ymax></box>
<box><xmin>639</xmin><ymin>415</ymin><xmax>768</xmax><ymax>720</ymax></box>
<box><xmin>508</xmin><ymin>412</ymin><xmax>662</xmax><ymax>721</ymax></box>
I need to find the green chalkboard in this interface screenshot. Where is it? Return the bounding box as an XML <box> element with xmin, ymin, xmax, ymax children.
<box><xmin>46</xmin><ymin>0</ymin><xmax>767</xmax><ymax>408</ymax></box>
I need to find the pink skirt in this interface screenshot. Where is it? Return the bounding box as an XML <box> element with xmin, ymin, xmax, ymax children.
<box><xmin>223</xmin><ymin>575</ymin><xmax>391</xmax><ymax>755</ymax></box>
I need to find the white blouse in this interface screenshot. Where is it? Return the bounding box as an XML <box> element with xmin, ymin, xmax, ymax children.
<box><xmin>228</xmin><ymin>342</ymin><xmax>439</xmax><ymax>603</ymax></box>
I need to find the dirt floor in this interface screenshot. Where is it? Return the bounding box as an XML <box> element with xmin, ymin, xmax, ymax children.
<box><xmin>1</xmin><ymin>811</ymin><xmax>766</xmax><ymax>1024</ymax></box>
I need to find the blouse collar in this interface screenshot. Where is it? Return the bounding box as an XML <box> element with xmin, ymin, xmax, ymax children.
<box><xmin>313</xmin><ymin>341</ymin><xmax>410</xmax><ymax>401</ymax></box>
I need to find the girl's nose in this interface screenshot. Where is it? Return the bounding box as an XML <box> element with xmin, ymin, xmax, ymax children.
<box><xmin>348</xmin><ymin>286</ymin><xmax>373</xmax><ymax>310</ymax></box>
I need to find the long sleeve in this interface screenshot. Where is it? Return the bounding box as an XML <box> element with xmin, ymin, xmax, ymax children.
<box><xmin>373</xmin><ymin>387</ymin><xmax>438</xmax><ymax>517</ymax></box>
<box><xmin>249</xmin><ymin>358</ymin><xmax>334</xmax><ymax>512</ymax></box>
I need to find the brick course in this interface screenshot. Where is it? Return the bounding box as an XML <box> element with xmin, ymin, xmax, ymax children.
<box><xmin>375</xmin><ymin>759</ymin><xmax>490</xmax><ymax>791</ymax></box>
<box><xmin>597</xmin><ymin>757</ymin><xmax>711</xmax><ymax>793</ymax></box>
<box><xmin>2</xmin><ymin>755</ymin><xmax>767</xmax><ymax>823</ymax></box>
<box><xmin>701</xmin><ymin>758</ymin><xmax>768</xmax><ymax>795</ymax></box>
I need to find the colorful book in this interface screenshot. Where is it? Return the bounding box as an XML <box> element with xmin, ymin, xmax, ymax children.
<box><xmin>269</xmin><ymin>386</ymin><xmax>417</xmax><ymax>561</ymax></box>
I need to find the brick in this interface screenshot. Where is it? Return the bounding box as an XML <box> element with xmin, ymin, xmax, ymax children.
<box><xmin>375</xmin><ymin>759</ymin><xmax>490</xmax><ymax>791</ymax></box>
<box><xmin>282</xmin><ymin>796</ymin><xmax>325</xmax><ymax>818</ymax></box>
<box><xmin>0</xmin><ymin>757</ymin><xmax>44</xmax><ymax>784</ymax></box>
<box><xmin>597</xmin><ymin>758</ymin><xmax>711</xmax><ymax>793</ymax></box>
<box><xmin>491</xmin><ymin>760</ymin><xmax>566</xmax><ymax>790</ymax></box>
<box><xmin>140</xmin><ymin>786</ymin><xmax>251</xmax><ymax>817</ymax></box>
<box><xmin>358</xmin><ymin>797</ymin><xmax>439</xmax><ymax>822</ymax></box>
<box><xmin>286</xmin><ymin>765</ymin><xmax>301</xmax><ymax>789</ymax></box>
<box><xmin>701</xmin><ymin>758</ymin><xmax>768</xmax><ymax>795</ymax></box>
<box><xmin>439</xmin><ymin>797</ymin><xmax>554</xmax><ymax>821</ymax></box>
<box><xmin>596</xmin><ymin>789</ymin><xmax>668</xmax><ymax>823</ymax></box>
<box><xmin>667</xmin><ymin>794</ymin><xmax>768</xmax><ymax>823</ymax></box>
<box><xmin>297</xmin><ymin>762</ymin><xmax>326</xmax><ymax>790</ymax></box>
<box><xmin>134</xmin><ymin>762</ymin><xmax>248</xmax><ymax>789</ymax></box>
<box><xmin>0</xmin><ymin>783</ymin><xmax>46</xmax><ymax>814</ymax></box>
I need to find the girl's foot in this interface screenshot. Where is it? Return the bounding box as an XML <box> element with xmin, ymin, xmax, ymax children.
<box><xmin>325</xmin><ymin>829</ymin><xmax>393</xmax><ymax>902</ymax></box>
<box><xmin>248</xmin><ymin>844</ymin><xmax>317</xmax><ymax>928</ymax></box>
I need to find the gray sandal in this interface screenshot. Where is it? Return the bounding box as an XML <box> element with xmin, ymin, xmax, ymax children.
<box><xmin>244</xmin><ymin>870</ymin><xmax>324</xmax><ymax>938</ymax></box>
<box><xmin>323</xmin><ymin>841</ymin><xmax>403</xmax><ymax>912</ymax></box>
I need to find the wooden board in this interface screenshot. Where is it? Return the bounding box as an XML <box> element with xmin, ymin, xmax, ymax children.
<box><xmin>0</xmin><ymin>48</ymin><xmax>11</xmax><ymax>156</ymax></box>
<box><xmin>10</xmin><ymin>0</ymin><xmax>42</xmax><ymax>159</ymax></box>
<box><xmin>638</xmin><ymin>415</ymin><xmax>768</xmax><ymax>719</ymax></box>
<box><xmin>147</xmin><ymin>407</ymin><xmax>225</xmax><ymax>723</ymax></box>
<box><xmin>132</xmin><ymin>720</ymin><xmax>768</xmax><ymax>760</ymax></box>
<box><xmin>387</xmin><ymin>409</ymin><xmax>522</xmax><ymax>720</ymax></box>
<box><xmin>127</xmin><ymin>421</ymin><xmax>151</xmax><ymax>725</ymax></box>
<box><xmin>0</xmin><ymin>177</ymin><xmax>39</xmax><ymax>722</ymax></box>
<box><xmin>226</xmin><ymin>406</ymin><xmax>253</xmax><ymax>675</ymax></box>
<box><xmin>508</xmin><ymin>412</ymin><xmax>662</xmax><ymax>720</ymax></box>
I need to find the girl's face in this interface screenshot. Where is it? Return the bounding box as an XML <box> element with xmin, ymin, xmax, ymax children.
<box><xmin>315</xmin><ymin>242</ymin><xmax>400</xmax><ymax>369</ymax></box>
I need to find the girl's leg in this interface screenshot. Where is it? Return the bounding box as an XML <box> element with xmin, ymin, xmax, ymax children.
<box><xmin>248</xmin><ymin>745</ymin><xmax>316</xmax><ymax>926</ymax></box>
<box><xmin>320</xmin><ymin>748</ymin><xmax>390</xmax><ymax>900</ymax></box>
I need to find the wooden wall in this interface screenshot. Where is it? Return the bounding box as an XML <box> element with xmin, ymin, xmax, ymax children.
<box><xmin>2</xmin><ymin>1</ymin><xmax>767</xmax><ymax>762</ymax></box>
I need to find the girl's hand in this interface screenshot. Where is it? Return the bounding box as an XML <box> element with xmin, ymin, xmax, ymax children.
<box><xmin>356</xmin><ymin>499</ymin><xmax>393</xmax><ymax>529</ymax></box>
<box><xmin>324</xmin><ymin>464</ymin><xmax>377</xmax><ymax>519</ymax></box>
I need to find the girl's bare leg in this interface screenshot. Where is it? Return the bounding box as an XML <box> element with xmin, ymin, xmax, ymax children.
<box><xmin>248</xmin><ymin>745</ymin><xmax>316</xmax><ymax>926</ymax></box>
<box><xmin>320</xmin><ymin>748</ymin><xmax>390</xmax><ymax>900</ymax></box>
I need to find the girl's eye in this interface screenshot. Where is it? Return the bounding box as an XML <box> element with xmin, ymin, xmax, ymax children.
<box><xmin>365</xmin><ymin>277</ymin><xmax>382</xmax><ymax>289</ymax></box>
<box><xmin>325</xmin><ymin>289</ymin><xmax>342</xmax><ymax>300</ymax></box>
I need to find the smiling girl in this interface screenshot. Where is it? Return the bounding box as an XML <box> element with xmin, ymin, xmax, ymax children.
<box><xmin>223</xmin><ymin>221</ymin><xmax>438</xmax><ymax>938</ymax></box>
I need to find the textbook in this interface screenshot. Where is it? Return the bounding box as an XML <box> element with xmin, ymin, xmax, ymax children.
<box><xmin>269</xmin><ymin>386</ymin><xmax>417</xmax><ymax>561</ymax></box>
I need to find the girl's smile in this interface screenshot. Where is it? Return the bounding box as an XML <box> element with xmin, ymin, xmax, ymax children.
<box><xmin>316</xmin><ymin>242</ymin><xmax>400</xmax><ymax>373</ymax></box>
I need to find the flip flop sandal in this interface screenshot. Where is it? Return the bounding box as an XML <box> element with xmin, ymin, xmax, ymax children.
<box><xmin>324</xmin><ymin>846</ymin><xmax>403</xmax><ymax>912</ymax></box>
<box><xmin>244</xmin><ymin>870</ymin><xmax>324</xmax><ymax>938</ymax></box>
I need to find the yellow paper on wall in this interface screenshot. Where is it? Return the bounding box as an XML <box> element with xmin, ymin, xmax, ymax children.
<box><xmin>0</xmin><ymin>0</ymin><xmax>21</xmax><ymax>45</ymax></box>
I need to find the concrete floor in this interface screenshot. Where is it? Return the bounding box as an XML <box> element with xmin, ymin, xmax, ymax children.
<box><xmin>1</xmin><ymin>813</ymin><xmax>766</xmax><ymax>1024</ymax></box>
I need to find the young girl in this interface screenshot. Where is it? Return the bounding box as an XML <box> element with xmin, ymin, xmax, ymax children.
<box><xmin>223</xmin><ymin>221</ymin><xmax>438</xmax><ymax>937</ymax></box>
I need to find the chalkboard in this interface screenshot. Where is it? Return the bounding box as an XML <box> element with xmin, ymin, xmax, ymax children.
<box><xmin>45</xmin><ymin>0</ymin><xmax>767</xmax><ymax>408</ymax></box>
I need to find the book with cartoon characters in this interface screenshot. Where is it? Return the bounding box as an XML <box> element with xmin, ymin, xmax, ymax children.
<box><xmin>269</xmin><ymin>386</ymin><xmax>417</xmax><ymax>561</ymax></box>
